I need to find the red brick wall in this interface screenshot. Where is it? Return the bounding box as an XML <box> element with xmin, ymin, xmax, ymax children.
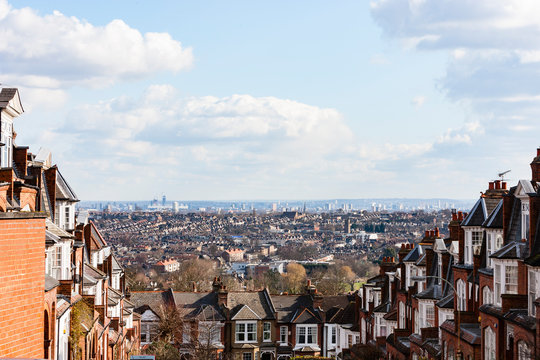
<box><xmin>0</xmin><ymin>216</ymin><xmax>46</xmax><ymax>358</ymax></box>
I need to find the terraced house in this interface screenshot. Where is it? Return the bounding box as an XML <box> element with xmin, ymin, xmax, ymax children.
<box><xmin>356</xmin><ymin>148</ymin><xmax>540</xmax><ymax>360</ymax></box>
<box><xmin>0</xmin><ymin>88</ymin><xmax>140</xmax><ymax>360</ymax></box>
<box><xmin>132</xmin><ymin>278</ymin><xmax>359</xmax><ymax>359</ymax></box>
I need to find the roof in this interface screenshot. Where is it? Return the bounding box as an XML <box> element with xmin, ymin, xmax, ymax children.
<box><xmin>172</xmin><ymin>291</ymin><xmax>225</xmax><ymax>321</ymax></box>
<box><xmin>46</xmin><ymin>218</ymin><xmax>74</xmax><ymax>239</ymax></box>
<box><xmin>227</xmin><ymin>290</ymin><xmax>275</xmax><ymax>320</ymax></box>
<box><xmin>271</xmin><ymin>295</ymin><xmax>313</xmax><ymax>322</ymax></box>
<box><xmin>130</xmin><ymin>291</ymin><xmax>172</xmax><ymax>316</ymax></box>
<box><xmin>402</xmin><ymin>245</ymin><xmax>423</xmax><ymax>263</ymax></box>
<box><xmin>462</xmin><ymin>196</ymin><xmax>502</xmax><ymax>228</ymax></box>
<box><xmin>45</xmin><ymin>275</ymin><xmax>60</xmax><ymax>292</ymax></box>
<box><xmin>291</xmin><ymin>307</ymin><xmax>322</xmax><ymax>324</ymax></box>
<box><xmin>490</xmin><ymin>240</ymin><xmax>528</xmax><ymax>260</ymax></box>
<box><xmin>0</xmin><ymin>88</ymin><xmax>23</xmax><ymax>115</ymax></box>
<box><xmin>483</xmin><ymin>199</ymin><xmax>503</xmax><ymax>228</ymax></box>
<box><xmin>55</xmin><ymin>170</ymin><xmax>78</xmax><ymax>202</ymax></box>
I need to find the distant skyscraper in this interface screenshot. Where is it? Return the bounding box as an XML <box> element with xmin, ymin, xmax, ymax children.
<box><xmin>162</xmin><ymin>195</ymin><xmax>166</xmax><ymax>206</ymax></box>
<box><xmin>173</xmin><ymin>201</ymin><xmax>179</xmax><ymax>212</ymax></box>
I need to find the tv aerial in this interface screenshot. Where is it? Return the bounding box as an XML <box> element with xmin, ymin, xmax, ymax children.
<box><xmin>498</xmin><ymin>170</ymin><xmax>511</xmax><ymax>181</ymax></box>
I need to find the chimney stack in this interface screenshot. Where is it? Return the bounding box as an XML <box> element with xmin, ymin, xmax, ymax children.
<box><xmin>531</xmin><ymin>148</ymin><xmax>540</xmax><ymax>182</ymax></box>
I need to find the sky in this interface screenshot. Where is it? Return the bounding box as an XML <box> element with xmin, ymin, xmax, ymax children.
<box><xmin>1</xmin><ymin>0</ymin><xmax>539</xmax><ymax>201</ymax></box>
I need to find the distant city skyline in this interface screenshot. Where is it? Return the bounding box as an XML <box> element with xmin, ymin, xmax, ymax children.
<box><xmin>4</xmin><ymin>0</ymin><xmax>539</xmax><ymax>200</ymax></box>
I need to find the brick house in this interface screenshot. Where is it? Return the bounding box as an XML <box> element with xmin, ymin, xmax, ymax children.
<box><xmin>0</xmin><ymin>87</ymin><xmax>139</xmax><ymax>360</ymax></box>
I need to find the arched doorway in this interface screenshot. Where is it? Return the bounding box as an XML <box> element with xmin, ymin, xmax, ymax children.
<box><xmin>261</xmin><ymin>352</ymin><xmax>273</xmax><ymax>360</ymax></box>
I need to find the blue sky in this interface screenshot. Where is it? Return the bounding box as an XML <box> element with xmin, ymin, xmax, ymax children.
<box><xmin>3</xmin><ymin>0</ymin><xmax>538</xmax><ymax>200</ymax></box>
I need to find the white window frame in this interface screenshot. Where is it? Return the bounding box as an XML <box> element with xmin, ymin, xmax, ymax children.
<box><xmin>484</xmin><ymin>327</ymin><xmax>496</xmax><ymax>360</ymax></box>
<box><xmin>296</xmin><ymin>324</ymin><xmax>317</xmax><ymax>345</ymax></box>
<box><xmin>280</xmin><ymin>326</ymin><xmax>288</xmax><ymax>345</ymax></box>
<box><xmin>235</xmin><ymin>321</ymin><xmax>257</xmax><ymax>343</ymax></box>
<box><xmin>482</xmin><ymin>286</ymin><xmax>493</xmax><ymax>306</ymax></box>
<box><xmin>528</xmin><ymin>269</ymin><xmax>540</xmax><ymax>316</ymax></box>
<box><xmin>522</xmin><ymin>201</ymin><xmax>530</xmax><ymax>241</ymax></box>
<box><xmin>456</xmin><ymin>279</ymin><xmax>466</xmax><ymax>311</ymax></box>
<box><xmin>263</xmin><ymin>322</ymin><xmax>271</xmax><ymax>342</ymax></box>
<box><xmin>493</xmin><ymin>260</ymin><xmax>519</xmax><ymax>306</ymax></box>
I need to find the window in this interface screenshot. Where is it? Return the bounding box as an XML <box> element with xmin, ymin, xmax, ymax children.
<box><xmin>426</xmin><ymin>305</ymin><xmax>435</xmax><ymax>327</ymax></box>
<box><xmin>484</xmin><ymin>327</ymin><xmax>496</xmax><ymax>360</ymax></box>
<box><xmin>235</xmin><ymin>322</ymin><xmax>256</xmax><ymax>343</ymax></box>
<box><xmin>529</xmin><ymin>270</ymin><xmax>539</xmax><ymax>316</ymax></box>
<box><xmin>65</xmin><ymin>206</ymin><xmax>71</xmax><ymax>229</ymax></box>
<box><xmin>399</xmin><ymin>302</ymin><xmax>406</xmax><ymax>328</ymax></box>
<box><xmin>183</xmin><ymin>323</ymin><xmax>190</xmax><ymax>344</ymax></box>
<box><xmin>296</xmin><ymin>325</ymin><xmax>317</xmax><ymax>345</ymax></box>
<box><xmin>331</xmin><ymin>326</ymin><xmax>336</xmax><ymax>344</ymax></box>
<box><xmin>482</xmin><ymin>286</ymin><xmax>493</xmax><ymax>305</ymax></box>
<box><xmin>522</xmin><ymin>202</ymin><xmax>530</xmax><ymax>241</ymax></box>
<box><xmin>414</xmin><ymin>309</ymin><xmax>419</xmax><ymax>333</ymax></box>
<box><xmin>517</xmin><ymin>341</ymin><xmax>531</xmax><ymax>360</ymax></box>
<box><xmin>280</xmin><ymin>326</ymin><xmax>288</xmax><ymax>344</ymax></box>
<box><xmin>505</xmin><ymin>265</ymin><xmax>518</xmax><ymax>294</ymax></box>
<box><xmin>263</xmin><ymin>322</ymin><xmax>271</xmax><ymax>342</ymax></box>
<box><xmin>348</xmin><ymin>334</ymin><xmax>353</xmax><ymax>348</ymax></box>
<box><xmin>242</xmin><ymin>353</ymin><xmax>252</xmax><ymax>360</ymax></box>
<box><xmin>456</xmin><ymin>279</ymin><xmax>466</xmax><ymax>311</ymax></box>
<box><xmin>495</xmin><ymin>264</ymin><xmax>502</xmax><ymax>303</ymax></box>
<box><xmin>199</xmin><ymin>322</ymin><xmax>222</xmax><ymax>345</ymax></box>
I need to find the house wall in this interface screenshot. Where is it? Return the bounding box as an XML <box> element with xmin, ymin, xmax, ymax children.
<box><xmin>0</xmin><ymin>215</ymin><xmax>46</xmax><ymax>358</ymax></box>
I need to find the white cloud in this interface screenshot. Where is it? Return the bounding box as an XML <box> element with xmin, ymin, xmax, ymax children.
<box><xmin>40</xmin><ymin>85</ymin><xmax>460</xmax><ymax>199</ymax></box>
<box><xmin>371</xmin><ymin>0</ymin><xmax>540</xmax><ymax>187</ymax></box>
<box><xmin>411</xmin><ymin>95</ymin><xmax>426</xmax><ymax>108</ymax></box>
<box><xmin>0</xmin><ymin>0</ymin><xmax>192</xmax><ymax>91</ymax></box>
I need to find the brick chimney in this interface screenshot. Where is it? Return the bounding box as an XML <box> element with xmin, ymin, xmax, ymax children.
<box><xmin>531</xmin><ymin>148</ymin><xmax>540</xmax><ymax>182</ymax></box>
<box><xmin>312</xmin><ymin>290</ymin><xmax>323</xmax><ymax>309</ymax></box>
<box><xmin>217</xmin><ymin>285</ymin><xmax>228</xmax><ymax>306</ymax></box>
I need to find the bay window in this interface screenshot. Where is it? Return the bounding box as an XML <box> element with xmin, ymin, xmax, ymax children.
<box><xmin>493</xmin><ymin>260</ymin><xmax>519</xmax><ymax>306</ymax></box>
<box><xmin>236</xmin><ymin>321</ymin><xmax>257</xmax><ymax>343</ymax></box>
<box><xmin>296</xmin><ymin>325</ymin><xmax>317</xmax><ymax>345</ymax></box>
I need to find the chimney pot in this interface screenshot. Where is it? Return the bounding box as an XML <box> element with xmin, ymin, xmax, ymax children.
<box><xmin>425</xmin><ymin>230</ymin><xmax>429</xmax><ymax>238</ymax></box>
<box><xmin>537</xmin><ymin>148</ymin><xmax>540</xmax><ymax>157</ymax></box>
<box><xmin>488</xmin><ymin>182</ymin><xmax>495</xmax><ymax>190</ymax></box>
<box><xmin>435</xmin><ymin>227</ymin><xmax>440</xmax><ymax>237</ymax></box>
<box><xmin>429</xmin><ymin>230</ymin><xmax>435</xmax><ymax>237</ymax></box>
<box><xmin>307</xmin><ymin>279</ymin><xmax>311</xmax><ymax>286</ymax></box>
<box><xmin>502</xmin><ymin>182</ymin><xmax>507</xmax><ymax>190</ymax></box>
<box><xmin>495</xmin><ymin>180</ymin><xmax>501</xmax><ymax>190</ymax></box>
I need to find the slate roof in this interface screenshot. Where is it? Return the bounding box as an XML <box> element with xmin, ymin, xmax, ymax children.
<box><xmin>483</xmin><ymin>199</ymin><xmax>503</xmax><ymax>228</ymax></box>
<box><xmin>45</xmin><ymin>274</ymin><xmax>60</xmax><ymax>291</ymax></box>
<box><xmin>291</xmin><ymin>308</ymin><xmax>322</xmax><ymax>324</ymax></box>
<box><xmin>328</xmin><ymin>301</ymin><xmax>356</xmax><ymax>324</ymax></box>
<box><xmin>503</xmin><ymin>309</ymin><xmax>536</xmax><ymax>330</ymax></box>
<box><xmin>402</xmin><ymin>245</ymin><xmax>423</xmax><ymax>263</ymax></box>
<box><xmin>271</xmin><ymin>295</ymin><xmax>312</xmax><ymax>322</ymax></box>
<box><xmin>321</xmin><ymin>295</ymin><xmax>351</xmax><ymax>312</ymax></box>
<box><xmin>130</xmin><ymin>291</ymin><xmax>173</xmax><ymax>316</ymax></box>
<box><xmin>436</xmin><ymin>293</ymin><xmax>454</xmax><ymax>309</ymax></box>
<box><xmin>462</xmin><ymin>198</ymin><xmax>486</xmax><ymax>227</ymax></box>
<box><xmin>56</xmin><ymin>170</ymin><xmax>78</xmax><ymax>202</ymax></box>
<box><xmin>227</xmin><ymin>290</ymin><xmax>275</xmax><ymax>320</ymax></box>
<box><xmin>490</xmin><ymin>240</ymin><xmax>528</xmax><ymax>260</ymax></box>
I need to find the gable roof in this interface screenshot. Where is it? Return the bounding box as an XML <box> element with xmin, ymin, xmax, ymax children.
<box><xmin>291</xmin><ymin>307</ymin><xmax>322</xmax><ymax>324</ymax></box>
<box><xmin>227</xmin><ymin>291</ymin><xmax>275</xmax><ymax>320</ymax></box>
<box><xmin>272</xmin><ymin>295</ymin><xmax>312</xmax><ymax>322</ymax></box>
<box><xmin>462</xmin><ymin>198</ymin><xmax>486</xmax><ymax>227</ymax></box>
<box><xmin>55</xmin><ymin>170</ymin><xmax>78</xmax><ymax>202</ymax></box>
<box><xmin>403</xmin><ymin>245</ymin><xmax>423</xmax><ymax>263</ymax></box>
<box><xmin>490</xmin><ymin>240</ymin><xmax>529</xmax><ymax>260</ymax></box>
<box><xmin>483</xmin><ymin>199</ymin><xmax>503</xmax><ymax>228</ymax></box>
<box><xmin>231</xmin><ymin>305</ymin><xmax>262</xmax><ymax>320</ymax></box>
